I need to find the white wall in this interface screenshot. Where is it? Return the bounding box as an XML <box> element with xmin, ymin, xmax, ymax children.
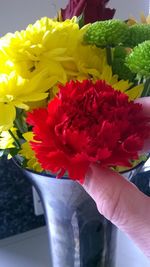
<box><xmin>0</xmin><ymin>0</ymin><xmax>149</xmax><ymax>36</ymax></box>
<box><xmin>0</xmin><ymin>0</ymin><xmax>67</xmax><ymax>36</ymax></box>
<box><xmin>110</xmin><ymin>0</ymin><xmax>149</xmax><ymax>19</ymax></box>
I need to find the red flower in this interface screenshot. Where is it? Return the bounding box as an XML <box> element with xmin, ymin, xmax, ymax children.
<box><xmin>61</xmin><ymin>0</ymin><xmax>115</xmax><ymax>24</ymax></box>
<box><xmin>27</xmin><ymin>80</ymin><xmax>150</xmax><ymax>183</ymax></box>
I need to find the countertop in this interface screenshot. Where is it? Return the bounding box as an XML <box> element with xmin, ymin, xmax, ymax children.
<box><xmin>0</xmin><ymin>226</ymin><xmax>149</xmax><ymax>267</ymax></box>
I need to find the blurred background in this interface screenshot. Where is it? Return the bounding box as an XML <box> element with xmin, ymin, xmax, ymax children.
<box><xmin>0</xmin><ymin>0</ymin><xmax>149</xmax><ymax>35</ymax></box>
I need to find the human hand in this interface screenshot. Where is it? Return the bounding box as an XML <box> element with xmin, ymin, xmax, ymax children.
<box><xmin>83</xmin><ymin>97</ymin><xmax>150</xmax><ymax>259</ymax></box>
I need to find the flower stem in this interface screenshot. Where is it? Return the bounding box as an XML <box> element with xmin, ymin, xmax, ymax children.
<box><xmin>14</xmin><ymin>109</ymin><xmax>28</xmax><ymax>133</ymax></box>
<box><xmin>14</xmin><ymin>119</ymin><xmax>25</xmax><ymax>133</ymax></box>
<box><xmin>141</xmin><ymin>78</ymin><xmax>150</xmax><ymax>97</ymax></box>
<box><xmin>8</xmin><ymin>129</ymin><xmax>21</xmax><ymax>149</ymax></box>
<box><xmin>106</xmin><ymin>47</ymin><xmax>112</xmax><ymax>66</ymax></box>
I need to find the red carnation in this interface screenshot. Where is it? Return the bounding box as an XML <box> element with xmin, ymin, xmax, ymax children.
<box><xmin>61</xmin><ymin>0</ymin><xmax>115</xmax><ymax>24</ymax></box>
<box><xmin>27</xmin><ymin>80</ymin><xmax>150</xmax><ymax>183</ymax></box>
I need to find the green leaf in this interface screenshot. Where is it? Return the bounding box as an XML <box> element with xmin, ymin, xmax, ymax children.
<box><xmin>76</xmin><ymin>13</ymin><xmax>85</xmax><ymax>28</ymax></box>
<box><xmin>8</xmin><ymin>147</ymin><xmax>20</xmax><ymax>157</ymax></box>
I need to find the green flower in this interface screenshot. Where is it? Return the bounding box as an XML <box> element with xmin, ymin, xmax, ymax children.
<box><xmin>126</xmin><ymin>40</ymin><xmax>150</xmax><ymax>77</ymax></box>
<box><xmin>84</xmin><ymin>19</ymin><xmax>129</xmax><ymax>47</ymax></box>
<box><xmin>126</xmin><ymin>24</ymin><xmax>150</xmax><ymax>47</ymax></box>
<box><xmin>112</xmin><ymin>47</ymin><xmax>135</xmax><ymax>81</ymax></box>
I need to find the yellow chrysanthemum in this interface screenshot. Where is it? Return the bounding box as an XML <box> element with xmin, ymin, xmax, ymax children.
<box><xmin>127</xmin><ymin>13</ymin><xmax>150</xmax><ymax>26</ymax></box>
<box><xmin>74</xmin><ymin>44</ymin><xmax>106</xmax><ymax>79</ymax></box>
<box><xmin>0</xmin><ymin>17</ymin><xmax>84</xmax><ymax>81</ymax></box>
<box><xmin>19</xmin><ymin>132</ymin><xmax>42</xmax><ymax>172</ymax></box>
<box><xmin>0</xmin><ymin>70</ymin><xmax>51</xmax><ymax>131</ymax></box>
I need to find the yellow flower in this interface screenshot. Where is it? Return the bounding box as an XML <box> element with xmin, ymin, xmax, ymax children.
<box><xmin>127</xmin><ymin>13</ymin><xmax>150</xmax><ymax>26</ymax></box>
<box><xmin>19</xmin><ymin>132</ymin><xmax>42</xmax><ymax>172</ymax></box>
<box><xmin>0</xmin><ymin>127</ymin><xmax>17</xmax><ymax>149</ymax></box>
<box><xmin>74</xmin><ymin>44</ymin><xmax>106</xmax><ymax>79</ymax></box>
<box><xmin>0</xmin><ymin>17</ymin><xmax>83</xmax><ymax>82</ymax></box>
<box><xmin>0</xmin><ymin>70</ymin><xmax>51</xmax><ymax>131</ymax></box>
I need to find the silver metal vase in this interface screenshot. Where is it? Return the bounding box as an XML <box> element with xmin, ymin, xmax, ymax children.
<box><xmin>22</xmin><ymin>158</ymin><xmax>146</xmax><ymax>267</ymax></box>
<box><xmin>24</xmin><ymin>170</ymin><xmax>117</xmax><ymax>267</ymax></box>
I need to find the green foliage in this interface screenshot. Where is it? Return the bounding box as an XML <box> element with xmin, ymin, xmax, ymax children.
<box><xmin>76</xmin><ymin>13</ymin><xmax>85</xmax><ymax>28</ymax></box>
<box><xmin>113</xmin><ymin>46</ymin><xmax>127</xmax><ymax>58</ymax></box>
<box><xmin>112</xmin><ymin>47</ymin><xmax>135</xmax><ymax>81</ymax></box>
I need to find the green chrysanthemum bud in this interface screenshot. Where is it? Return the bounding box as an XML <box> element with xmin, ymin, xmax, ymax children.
<box><xmin>112</xmin><ymin>47</ymin><xmax>135</xmax><ymax>81</ymax></box>
<box><xmin>126</xmin><ymin>24</ymin><xmax>150</xmax><ymax>47</ymax></box>
<box><xmin>84</xmin><ymin>19</ymin><xmax>129</xmax><ymax>47</ymax></box>
<box><xmin>126</xmin><ymin>40</ymin><xmax>150</xmax><ymax>77</ymax></box>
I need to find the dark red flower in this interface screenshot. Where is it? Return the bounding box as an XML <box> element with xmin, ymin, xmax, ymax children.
<box><xmin>26</xmin><ymin>80</ymin><xmax>150</xmax><ymax>183</ymax></box>
<box><xmin>61</xmin><ymin>0</ymin><xmax>116</xmax><ymax>24</ymax></box>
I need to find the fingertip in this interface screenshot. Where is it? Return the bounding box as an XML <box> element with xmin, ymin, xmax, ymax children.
<box><xmin>83</xmin><ymin>163</ymin><xmax>121</xmax><ymax>194</ymax></box>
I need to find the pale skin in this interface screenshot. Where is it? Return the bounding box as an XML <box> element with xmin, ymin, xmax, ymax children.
<box><xmin>83</xmin><ymin>97</ymin><xmax>150</xmax><ymax>259</ymax></box>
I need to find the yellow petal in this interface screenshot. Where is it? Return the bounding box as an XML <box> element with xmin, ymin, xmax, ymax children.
<box><xmin>0</xmin><ymin>103</ymin><xmax>16</xmax><ymax>131</ymax></box>
<box><xmin>146</xmin><ymin>15</ymin><xmax>150</xmax><ymax>24</ymax></box>
<box><xmin>126</xmin><ymin>17</ymin><xmax>137</xmax><ymax>26</ymax></box>
<box><xmin>22</xmin><ymin>132</ymin><xmax>33</xmax><ymax>141</ymax></box>
<box><xmin>18</xmin><ymin>92</ymin><xmax>49</xmax><ymax>103</ymax></box>
<box><xmin>140</xmin><ymin>13</ymin><xmax>147</xmax><ymax>24</ymax></box>
<box><xmin>0</xmin><ymin>127</ymin><xmax>17</xmax><ymax>149</ymax></box>
<box><xmin>101</xmin><ymin>66</ymin><xmax>112</xmax><ymax>83</ymax></box>
<box><xmin>8</xmin><ymin>154</ymin><xmax>13</xmax><ymax>159</ymax></box>
<box><xmin>113</xmin><ymin>80</ymin><xmax>132</xmax><ymax>92</ymax></box>
<box><xmin>126</xmin><ymin>84</ymin><xmax>144</xmax><ymax>100</ymax></box>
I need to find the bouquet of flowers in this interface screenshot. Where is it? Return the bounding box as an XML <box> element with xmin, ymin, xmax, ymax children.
<box><xmin>0</xmin><ymin>0</ymin><xmax>150</xmax><ymax>183</ymax></box>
